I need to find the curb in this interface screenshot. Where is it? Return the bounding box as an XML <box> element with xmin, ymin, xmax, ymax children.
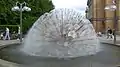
<box><xmin>101</xmin><ymin>42</ymin><xmax>120</xmax><ymax>47</ymax></box>
<box><xmin>0</xmin><ymin>43</ymin><xmax>20</xmax><ymax>49</ymax></box>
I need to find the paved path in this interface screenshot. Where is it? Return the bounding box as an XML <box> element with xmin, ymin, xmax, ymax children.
<box><xmin>98</xmin><ymin>35</ymin><xmax>120</xmax><ymax>46</ymax></box>
<box><xmin>0</xmin><ymin>40</ymin><xmax>20</xmax><ymax>47</ymax></box>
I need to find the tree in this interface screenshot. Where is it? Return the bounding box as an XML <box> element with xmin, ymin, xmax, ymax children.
<box><xmin>0</xmin><ymin>0</ymin><xmax>54</xmax><ymax>33</ymax></box>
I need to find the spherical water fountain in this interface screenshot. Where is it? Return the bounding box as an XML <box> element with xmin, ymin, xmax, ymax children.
<box><xmin>21</xmin><ymin>8</ymin><xmax>100</xmax><ymax>58</ymax></box>
<box><xmin>0</xmin><ymin>8</ymin><xmax>101</xmax><ymax>67</ymax></box>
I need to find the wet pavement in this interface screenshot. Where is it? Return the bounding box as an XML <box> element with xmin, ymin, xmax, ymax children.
<box><xmin>89</xmin><ymin>43</ymin><xmax>120</xmax><ymax>67</ymax></box>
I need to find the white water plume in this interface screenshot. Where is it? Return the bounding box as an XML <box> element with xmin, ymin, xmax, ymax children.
<box><xmin>21</xmin><ymin>8</ymin><xmax>101</xmax><ymax>58</ymax></box>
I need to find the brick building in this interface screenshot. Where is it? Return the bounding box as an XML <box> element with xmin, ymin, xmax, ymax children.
<box><xmin>86</xmin><ymin>0</ymin><xmax>120</xmax><ymax>33</ymax></box>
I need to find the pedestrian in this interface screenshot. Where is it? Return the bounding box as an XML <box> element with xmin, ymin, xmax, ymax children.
<box><xmin>0</xmin><ymin>32</ymin><xmax>4</xmax><ymax>40</ymax></box>
<box><xmin>4</xmin><ymin>27</ymin><xmax>10</xmax><ymax>40</ymax></box>
<box><xmin>106</xmin><ymin>27</ymin><xmax>113</xmax><ymax>39</ymax></box>
<box><xmin>97</xmin><ymin>32</ymin><xmax>102</xmax><ymax>37</ymax></box>
<box><xmin>12</xmin><ymin>31</ymin><xmax>17</xmax><ymax>39</ymax></box>
<box><xmin>17</xmin><ymin>26</ymin><xmax>20</xmax><ymax>40</ymax></box>
<box><xmin>112</xmin><ymin>29</ymin><xmax>115</xmax><ymax>39</ymax></box>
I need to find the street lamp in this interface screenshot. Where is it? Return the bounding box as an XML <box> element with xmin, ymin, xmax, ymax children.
<box><xmin>105</xmin><ymin>2</ymin><xmax>117</xmax><ymax>45</ymax></box>
<box><xmin>12</xmin><ymin>2</ymin><xmax>31</xmax><ymax>43</ymax></box>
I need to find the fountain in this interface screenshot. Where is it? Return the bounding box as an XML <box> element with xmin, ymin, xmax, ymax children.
<box><xmin>21</xmin><ymin>8</ymin><xmax>100</xmax><ymax>58</ymax></box>
<box><xmin>0</xmin><ymin>8</ymin><xmax>101</xmax><ymax>67</ymax></box>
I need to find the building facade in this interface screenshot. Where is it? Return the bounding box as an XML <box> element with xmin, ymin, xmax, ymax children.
<box><xmin>86</xmin><ymin>0</ymin><xmax>120</xmax><ymax>32</ymax></box>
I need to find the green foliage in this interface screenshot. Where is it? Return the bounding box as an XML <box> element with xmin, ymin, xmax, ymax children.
<box><xmin>0</xmin><ymin>0</ymin><xmax>54</xmax><ymax>33</ymax></box>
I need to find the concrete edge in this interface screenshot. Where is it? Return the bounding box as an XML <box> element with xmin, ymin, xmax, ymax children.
<box><xmin>0</xmin><ymin>43</ymin><xmax>21</xmax><ymax>67</ymax></box>
<box><xmin>0</xmin><ymin>43</ymin><xmax>19</xmax><ymax>49</ymax></box>
<box><xmin>100</xmin><ymin>42</ymin><xmax>120</xmax><ymax>47</ymax></box>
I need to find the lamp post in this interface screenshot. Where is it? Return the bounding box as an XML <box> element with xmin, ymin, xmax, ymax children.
<box><xmin>12</xmin><ymin>2</ymin><xmax>31</xmax><ymax>43</ymax></box>
<box><xmin>105</xmin><ymin>1</ymin><xmax>117</xmax><ymax>45</ymax></box>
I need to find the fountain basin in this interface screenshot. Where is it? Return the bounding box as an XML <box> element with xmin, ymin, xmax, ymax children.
<box><xmin>0</xmin><ymin>44</ymin><xmax>95</xmax><ymax>67</ymax></box>
<box><xmin>0</xmin><ymin>44</ymin><xmax>20</xmax><ymax>67</ymax></box>
<box><xmin>0</xmin><ymin>43</ymin><xmax>120</xmax><ymax>67</ymax></box>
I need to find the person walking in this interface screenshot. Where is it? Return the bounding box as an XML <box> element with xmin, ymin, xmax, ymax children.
<box><xmin>106</xmin><ymin>27</ymin><xmax>113</xmax><ymax>39</ymax></box>
<box><xmin>4</xmin><ymin>27</ymin><xmax>10</xmax><ymax>40</ymax></box>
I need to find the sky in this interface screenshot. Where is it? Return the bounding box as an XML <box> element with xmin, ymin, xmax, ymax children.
<box><xmin>52</xmin><ymin>0</ymin><xmax>87</xmax><ymax>15</ymax></box>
